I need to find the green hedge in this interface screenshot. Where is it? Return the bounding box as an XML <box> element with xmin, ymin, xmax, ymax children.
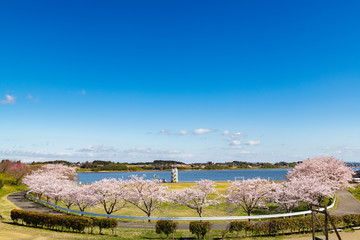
<box><xmin>11</xmin><ymin>209</ymin><xmax>117</xmax><ymax>234</ymax></box>
<box><xmin>189</xmin><ymin>221</ymin><xmax>212</xmax><ymax>239</ymax></box>
<box><xmin>227</xmin><ymin>214</ymin><xmax>358</xmax><ymax>237</ymax></box>
<box><xmin>155</xmin><ymin>220</ymin><xmax>178</xmax><ymax>239</ymax></box>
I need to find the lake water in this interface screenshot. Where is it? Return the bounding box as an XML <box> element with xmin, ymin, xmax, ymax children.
<box><xmin>77</xmin><ymin>168</ymin><xmax>292</xmax><ymax>184</ymax></box>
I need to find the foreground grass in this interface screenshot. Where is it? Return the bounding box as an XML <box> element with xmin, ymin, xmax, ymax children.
<box><xmin>350</xmin><ymin>185</ymin><xmax>360</xmax><ymax>202</ymax></box>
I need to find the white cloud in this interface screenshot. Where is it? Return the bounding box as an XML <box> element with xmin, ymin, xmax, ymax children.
<box><xmin>0</xmin><ymin>94</ymin><xmax>16</xmax><ymax>104</ymax></box>
<box><xmin>240</xmin><ymin>150</ymin><xmax>251</xmax><ymax>154</ymax></box>
<box><xmin>78</xmin><ymin>145</ymin><xmax>116</xmax><ymax>153</ymax></box>
<box><xmin>178</xmin><ymin>130</ymin><xmax>188</xmax><ymax>135</ymax></box>
<box><xmin>193</xmin><ymin>128</ymin><xmax>216</xmax><ymax>135</ymax></box>
<box><xmin>26</xmin><ymin>94</ymin><xmax>40</xmax><ymax>103</ymax></box>
<box><xmin>229</xmin><ymin>140</ymin><xmax>243</xmax><ymax>149</ymax></box>
<box><xmin>229</xmin><ymin>132</ymin><xmax>245</xmax><ymax>139</ymax></box>
<box><xmin>230</xmin><ymin>140</ymin><xmax>241</xmax><ymax>146</ymax></box>
<box><xmin>159</xmin><ymin>129</ymin><xmax>169</xmax><ymax>135</ymax></box>
<box><xmin>245</xmin><ymin>140</ymin><xmax>261</xmax><ymax>146</ymax></box>
<box><xmin>1</xmin><ymin>145</ymin><xmax>193</xmax><ymax>163</ymax></box>
<box><xmin>222</xmin><ymin>130</ymin><xmax>230</xmax><ymax>135</ymax></box>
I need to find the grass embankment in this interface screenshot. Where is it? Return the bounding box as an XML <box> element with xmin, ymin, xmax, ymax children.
<box><xmin>350</xmin><ymin>185</ymin><xmax>360</xmax><ymax>202</ymax></box>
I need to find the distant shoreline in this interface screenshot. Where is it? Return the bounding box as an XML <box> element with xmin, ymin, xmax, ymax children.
<box><xmin>77</xmin><ymin>168</ymin><xmax>292</xmax><ymax>173</ymax></box>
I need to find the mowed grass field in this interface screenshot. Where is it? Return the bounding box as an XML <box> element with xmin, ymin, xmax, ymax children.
<box><xmin>50</xmin><ymin>181</ymin><xmax>249</xmax><ymax>220</ymax></box>
<box><xmin>34</xmin><ymin>181</ymin><xmax>303</xmax><ymax>220</ymax></box>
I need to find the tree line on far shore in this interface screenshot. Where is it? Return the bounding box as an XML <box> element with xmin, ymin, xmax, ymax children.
<box><xmin>26</xmin><ymin>159</ymin><xmax>299</xmax><ymax>172</ymax></box>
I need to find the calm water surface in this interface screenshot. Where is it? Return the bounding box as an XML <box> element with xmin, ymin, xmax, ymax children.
<box><xmin>77</xmin><ymin>168</ymin><xmax>292</xmax><ymax>184</ymax></box>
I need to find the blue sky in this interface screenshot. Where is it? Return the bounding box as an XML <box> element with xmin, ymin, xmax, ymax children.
<box><xmin>1</xmin><ymin>1</ymin><xmax>360</xmax><ymax>163</ymax></box>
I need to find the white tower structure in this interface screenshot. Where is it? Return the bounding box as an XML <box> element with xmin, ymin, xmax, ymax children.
<box><xmin>171</xmin><ymin>167</ymin><xmax>178</xmax><ymax>183</ymax></box>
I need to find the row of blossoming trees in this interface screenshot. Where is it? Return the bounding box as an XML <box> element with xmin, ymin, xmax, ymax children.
<box><xmin>23</xmin><ymin>157</ymin><xmax>354</xmax><ymax>219</ymax></box>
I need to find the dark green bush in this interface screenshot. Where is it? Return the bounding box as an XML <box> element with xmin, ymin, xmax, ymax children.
<box><xmin>155</xmin><ymin>220</ymin><xmax>178</xmax><ymax>239</ymax></box>
<box><xmin>10</xmin><ymin>209</ymin><xmax>117</xmax><ymax>234</ymax></box>
<box><xmin>189</xmin><ymin>221</ymin><xmax>211</xmax><ymax>239</ymax></box>
<box><xmin>0</xmin><ymin>179</ymin><xmax>4</xmax><ymax>189</ymax></box>
<box><xmin>228</xmin><ymin>221</ymin><xmax>251</xmax><ymax>235</ymax></box>
<box><xmin>343</xmin><ymin>214</ymin><xmax>360</xmax><ymax>227</ymax></box>
<box><xmin>250</xmin><ymin>221</ymin><xmax>268</xmax><ymax>236</ymax></box>
<box><xmin>91</xmin><ymin>217</ymin><xmax>118</xmax><ymax>234</ymax></box>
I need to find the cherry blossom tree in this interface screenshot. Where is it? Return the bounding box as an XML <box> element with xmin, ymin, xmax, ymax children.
<box><xmin>269</xmin><ymin>181</ymin><xmax>303</xmax><ymax>212</ymax></box>
<box><xmin>0</xmin><ymin>159</ymin><xmax>15</xmax><ymax>172</ymax></box>
<box><xmin>23</xmin><ymin>164</ymin><xmax>78</xmax><ymax>201</ymax></box>
<box><xmin>59</xmin><ymin>181</ymin><xmax>79</xmax><ymax>209</ymax></box>
<box><xmin>172</xmin><ymin>180</ymin><xmax>220</xmax><ymax>217</ymax></box>
<box><xmin>288</xmin><ymin>175</ymin><xmax>335</xmax><ymax>206</ymax></box>
<box><xmin>8</xmin><ymin>161</ymin><xmax>30</xmax><ymax>185</ymax></box>
<box><xmin>38</xmin><ymin>164</ymin><xmax>77</xmax><ymax>181</ymax></box>
<box><xmin>23</xmin><ymin>171</ymin><xmax>50</xmax><ymax>199</ymax></box>
<box><xmin>224</xmin><ymin>178</ymin><xmax>271</xmax><ymax>217</ymax></box>
<box><xmin>286</xmin><ymin>157</ymin><xmax>354</xmax><ymax>190</ymax></box>
<box><xmin>91</xmin><ymin>178</ymin><xmax>127</xmax><ymax>214</ymax></box>
<box><xmin>124</xmin><ymin>175</ymin><xmax>169</xmax><ymax>221</ymax></box>
<box><xmin>73</xmin><ymin>184</ymin><xmax>99</xmax><ymax>212</ymax></box>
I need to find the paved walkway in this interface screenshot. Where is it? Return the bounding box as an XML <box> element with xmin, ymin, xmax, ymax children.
<box><xmin>7</xmin><ymin>188</ymin><xmax>360</xmax><ymax>230</ymax></box>
<box><xmin>7</xmin><ymin>191</ymin><xmax>61</xmax><ymax>215</ymax></box>
<box><xmin>331</xmin><ymin>188</ymin><xmax>360</xmax><ymax>216</ymax></box>
<box><xmin>7</xmin><ymin>191</ymin><xmax>228</xmax><ymax>229</ymax></box>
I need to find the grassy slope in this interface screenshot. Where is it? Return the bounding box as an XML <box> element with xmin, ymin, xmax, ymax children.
<box><xmin>350</xmin><ymin>185</ymin><xmax>360</xmax><ymax>202</ymax></box>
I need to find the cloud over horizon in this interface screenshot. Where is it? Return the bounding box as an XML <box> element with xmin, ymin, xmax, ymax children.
<box><xmin>193</xmin><ymin>128</ymin><xmax>217</xmax><ymax>135</ymax></box>
<box><xmin>0</xmin><ymin>94</ymin><xmax>16</xmax><ymax>104</ymax></box>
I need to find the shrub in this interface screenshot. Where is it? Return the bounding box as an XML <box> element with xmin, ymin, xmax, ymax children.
<box><xmin>189</xmin><ymin>221</ymin><xmax>211</xmax><ymax>239</ymax></box>
<box><xmin>250</xmin><ymin>221</ymin><xmax>268</xmax><ymax>236</ymax></box>
<box><xmin>91</xmin><ymin>217</ymin><xmax>118</xmax><ymax>234</ymax></box>
<box><xmin>10</xmin><ymin>209</ymin><xmax>117</xmax><ymax>234</ymax></box>
<box><xmin>0</xmin><ymin>179</ymin><xmax>4</xmax><ymax>189</ymax></box>
<box><xmin>268</xmin><ymin>219</ymin><xmax>285</xmax><ymax>235</ymax></box>
<box><xmin>228</xmin><ymin>221</ymin><xmax>251</xmax><ymax>236</ymax></box>
<box><xmin>156</xmin><ymin>220</ymin><xmax>178</xmax><ymax>239</ymax></box>
<box><xmin>343</xmin><ymin>214</ymin><xmax>360</xmax><ymax>228</ymax></box>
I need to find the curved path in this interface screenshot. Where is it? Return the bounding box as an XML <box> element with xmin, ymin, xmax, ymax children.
<box><xmin>7</xmin><ymin>188</ymin><xmax>360</xmax><ymax>230</ymax></box>
<box><xmin>331</xmin><ymin>188</ymin><xmax>360</xmax><ymax>216</ymax></box>
<box><xmin>7</xmin><ymin>191</ymin><xmax>61</xmax><ymax>215</ymax></box>
<box><xmin>7</xmin><ymin>191</ymin><xmax>226</xmax><ymax>229</ymax></box>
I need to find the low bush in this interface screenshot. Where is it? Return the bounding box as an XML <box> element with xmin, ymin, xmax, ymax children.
<box><xmin>189</xmin><ymin>221</ymin><xmax>211</xmax><ymax>239</ymax></box>
<box><xmin>228</xmin><ymin>221</ymin><xmax>251</xmax><ymax>236</ymax></box>
<box><xmin>91</xmin><ymin>217</ymin><xmax>118</xmax><ymax>234</ymax></box>
<box><xmin>343</xmin><ymin>214</ymin><xmax>360</xmax><ymax>227</ymax></box>
<box><xmin>155</xmin><ymin>220</ymin><xmax>178</xmax><ymax>239</ymax></box>
<box><xmin>226</xmin><ymin>214</ymin><xmax>360</xmax><ymax>237</ymax></box>
<box><xmin>0</xmin><ymin>179</ymin><xmax>4</xmax><ymax>189</ymax></box>
<box><xmin>10</xmin><ymin>209</ymin><xmax>117</xmax><ymax>234</ymax></box>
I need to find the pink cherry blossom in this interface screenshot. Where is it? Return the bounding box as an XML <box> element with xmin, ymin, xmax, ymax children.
<box><xmin>286</xmin><ymin>157</ymin><xmax>354</xmax><ymax>190</ymax></box>
<box><xmin>123</xmin><ymin>175</ymin><xmax>169</xmax><ymax>220</ymax></box>
<box><xmin>224</xmin><ymin>178</ymin><xmax>271</xmax><ymax>216</ymax></box>
<box><xmin>91</xmin><ymin>178</ymin><xmax>127</xmax><ymax>214</ymax></box>
<box><xmin>172</xmin><ymin>179</ymin><xmax>220</xmax><ymax>217</ymax></box>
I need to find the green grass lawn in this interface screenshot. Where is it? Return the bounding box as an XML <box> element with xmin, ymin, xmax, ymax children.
<box><xmin>32</xmin><ymin>181</ymin><xmax>311</xmax><ymax>221</ymax></box>
<box><xmin>350</xmin><ymin>185</ymin><xmax>360</xmax><ymax>202</ymax></box>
